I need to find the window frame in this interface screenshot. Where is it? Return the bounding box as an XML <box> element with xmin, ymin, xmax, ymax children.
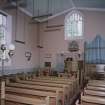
<box><xmin>65</xmin><ymin>10</ymin><xmax>84</xmax><ymax>40</ymax></box>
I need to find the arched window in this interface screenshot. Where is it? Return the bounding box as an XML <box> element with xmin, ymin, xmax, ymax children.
<box><xmin>0</xmin><ymin>13</ymin><xmax>7</xmax><ymax>43</ymax></box>
<box><xmin>0</xmin><ymin>12</ymin><xmax>12</xmax><ymax>66</ymax></box>
<box><xmin>65</xmin><ymin>10</ymin><xmax>83</xmax><ymax>40</ymax></box>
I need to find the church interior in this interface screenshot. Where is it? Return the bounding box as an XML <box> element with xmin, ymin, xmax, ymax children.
<box><xmin>0</xmin><ymin>0</ymin><xmax>105</xmax><ymax>105</ymax></box>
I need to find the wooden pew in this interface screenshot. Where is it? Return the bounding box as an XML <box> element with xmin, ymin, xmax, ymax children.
<box><xmin>17</xmin><ymin>79</ymin><xmax>68</xmax><ymax>93</ymax></box>
<box><xmin>31</xmin><ymin>77</ymin><xmax>79</xmax><ymax>91</ymax></box>
<box><xmin>15</xmin><ymin>80</ymin><xmax>69</xmax><ymax>105</ymax></box>
<box><xmin>26</xmin><ymin>78</ymin><xmax>74</xmax><ymax>102</ymax></box>
<box><xmin>14</xmin><ymin>75</ymin><xmax>79</xmax><ymax>94</ymax></box>
<box><xmin>84</xmin><ymin>89</ymin><xmax>105</xmax><ymax>97</ymax></box>
<box><xmin>89</xmin><ymin>80</ymin><xmax>105</xmax><ymax>85</ymax></box>
<box><xmin>88</xmin><ymin>83</ymin><xmax>105</xmax><ymax>88</ymax></box>
<box><xmin>7</xmin><ymin>82</ymin><xmax>63</xmax><ymax>92</ymax></box>
<box><xmin>32</xmin><ymin>77</ymin><xmax>79</xmax><ymax>89</ymax></box>
<box><xmin>32</xmin><ymin>76</ymin><xmax>77</xmax><ymax>80</ymax></box>
<box><xmin>31</xmin><ymin>78</ymin><xmax>73</xmax><ymax>85</ymax></box>
<box><xmin>82</xmin><ymin>83</ymin><xmax>105</xmax><ymax>105</ymax></box>
<box><xmin>88</xmin><ymin>81</ymin><xmax>105</xmax><ymax>87</ymax></box>
<box><xmin>0</xmin><ymin>93</ymin><xmax>49</xmax><ymax>105</ymax></box>
<box><xmin>32</xmin><ymin>77</ymin><xmax>79</xmax><ymax>95</ymax></box>
<box><xmin>16</xmin><ymin>80</ymin><xmax>69</xmax><ymax>88</ymax></box>
<box><xmin>17</xmin><ymin>76</ymin><xmax>79</xmax><ymax>100</ymax></box>
<box><xmin>6</xmin><ymin>82</ymin><xmax>64</xmax><ymax>105</ymax></box>
<box><xmin>16</xmin><ymin>75</ymin><xmax>79</xmax><ymax>94</ymax></box>
<box><xmin>81</xmin><ymin>95</ymin><xmax>105</xmax><ymax>105</ymax></box>
<box><xmin>0</xmin><ymin>84</ymin><xmax>49</xmax><ymax>105</ymax></box>
<box><xmin>86</xmin><ymin>86</ymin><xmax>105</xmax><ymax>92</ymax></box>
<box><xmin>30</xmin><ymin>79</ymin><xmax>73</xmax><ymax>97</ymax></box>
<box><xmin>5</xmin><ymin>86</ymin><xmax>58</xmax><ymax>105</ymax></box>
<box><xmin>6</xmin><ymin>75</ymin><xmax>79</xmax><ymax>105</ymax></box>
<box><xmin>89</xmin><ymin>80</ymin><xmax>105</xmax><ymax>83</ymax></box>
<box><xmin>81</xmin><ymin>80</ymin><xmax>105</xmax><ymax>105</ymax></box>
<box><xmin>35</xmin><ymin>77</ymin><xmax>78</xmax><ymax>84</ymax></box>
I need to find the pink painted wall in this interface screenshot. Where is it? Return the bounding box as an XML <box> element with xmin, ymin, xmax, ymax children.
<box><xmin>2</xmin><ymin>9</ymin><xmax>105</xmax><ymax>74</ymax></box>
<box><xmin>39</xmin><ymin>10</ymin><xmax>105</xmax><ymax>69</ymax></box>
<box><xmin>2</xmin><ymin>10</ymin><xmax>39</xmax><ymax>74</ymax></box>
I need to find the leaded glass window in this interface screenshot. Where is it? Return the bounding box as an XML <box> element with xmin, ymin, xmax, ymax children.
<box><xmin>0</xmin><ymin>13</ymin><xmax>7</xmax><ymax>63</ymax></box>
<box><xmin>65</xmin><ymin>10</ymin><xmax>83</xmax><ymax>40</ymax></box>
<box><xmin>0</xmin><ymin>14</ymin><xmax>7</xmax><ymax>43</ymax></box>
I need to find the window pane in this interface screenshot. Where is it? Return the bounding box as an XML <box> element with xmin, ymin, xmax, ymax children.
<box><xmin>78</xmin><ymin>21</ymin><xmax>82</xmax><ymax>36</ymax></box>
<box><xmin>0</xmin><ymin>14</ymin><xmax>2</xmax><ymax>25</ymax></box>
<box><xmin>65</xmin><ymin>11</ymin><xmax>83</xmax><ymax>40</ymax></box>
<box><xmin>0</xmin><ymin>14</ymin><xmax>6</xmax><ymax>43</ymax></box>
<box><xmin>3</xmin><ymin>16</ymin><xmax>7</xmax><ymax>27</ymax></box>
<box><xmin>0</xmin><ymin>27</ymin><xmax>4</xmax><ymax>40</ymax></box>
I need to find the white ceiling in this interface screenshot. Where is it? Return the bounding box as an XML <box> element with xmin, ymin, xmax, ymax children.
<box><xmin>6</xmin><ymin>0</ymin><xmax>105</xmax><ymax>22</ymax></box>
<box><xmin>23</xmin><ymin>0</ymin><xmax>105</xmax><ymax>16</ymax></box>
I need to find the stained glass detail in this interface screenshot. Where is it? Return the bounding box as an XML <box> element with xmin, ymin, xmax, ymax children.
<box><xmin>65</xmin><ymin>11</ymin><xmax>83</xmax><ymax>40</ymax></box>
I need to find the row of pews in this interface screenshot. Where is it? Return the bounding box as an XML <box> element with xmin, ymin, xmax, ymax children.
<box><xmin>81</xmin><ymin>80</ymin><xmax>105</xmax><ymax>105</ymax></box>
<box><xmin>0</xmin><ymin>74</ymin><xmax>80</xmax><ymax>105</ymax></box>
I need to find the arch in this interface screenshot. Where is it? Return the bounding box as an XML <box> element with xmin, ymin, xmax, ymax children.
<box><xmin>65</xmin><ymin>10</ymin><xmax>84</xmax><ymax>40</ymax></box>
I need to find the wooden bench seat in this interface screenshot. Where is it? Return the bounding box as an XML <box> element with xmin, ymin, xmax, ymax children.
<box><xmin>16</xmin><ymin>80</ymin><xmax>68</xmax><ymax>94</ymax></box>
<box><xmin>7</xmin><ymin>82</ymin><xmax>63</xmax><ymax>92</ymax></box>
<box><xmin>89</xmin><ymin>80</ymin><xmax>105</xmax><ymax>82</ymax></box>
<box><xmin>14</xmin><ymin>75</ymin><xmax>79</xmax><ymax>95</ymax></box>
<box><xmin>87</xmin><ymin>86</ymin><xmax>105</xmax><ymax>92</ymax></box>
<box><xmin>6</xmin><ymin>86</ymin><xmax>57</xmax><ymax>97</ymax></box>
<box><xmin>32</xmin><ymin>77</ymin><xmax>79</xmax><ymax>93</ymax></box>
<box><xmin>85</xmin><ymin>89</ymin><xmax>105</xmax><ymax>97</ymax></box>
<box><xmin>5</xmin><ymin>76</ymin><xmax>79</xmax><ymax>105</ymax></box>
<box><xmin>25</xmin><ymin>76</ymin><xmax>78</xmax><ymax>86</ymax></box>
<box><xmin>81</xmin><ymin>95</ymin><xmax>105</xmax><ymax>105</ymax></box>
<box><xmin>32</xmin><ymin>77</ymin><xmax>77</xmax><ymax>85</ymax></box>
<box><xmin>88</xmin><ymin>82</ymin><xmax>105</xmax><ymax>88</ymax></box>
<box><xmin>33</xmin><ymin>77</ymin><xmax>78</xmax><ymax>82</ymax></box>
<box><xmin>31</xmin><ymin>79</ymin><xmax>73</xmax><ymax>97</ymax></box>
<box><xmin>31</xmin><ymin>78</ymin><xmax>73</xmax><ymax>88</ymax></box>
<box><xmin>17</xmin><ymin>80</ymin><xmax>69</xmax><ymax>88</ymax></box>
<box><xmin>16</xmin><ymin>80</ymin><xmax>69</xmax><ymax>105</ymax></box>
<box><xmin>6</xmin><ymin>82</ymin><xmax>65</xmax><ymax>105</ymax></box>
<box><xmin>89</xmin><ymin>80</ymin><xmax>105</xmax><ymax>85</ymax></box>
<box><xmin>1</xmin><ymin>93</ymin><xmax>48</xmax><ymax>105</ymax></box>
<box><xmin>5</xmin><ymin>86</ymin><xmax>59</xmax><ymax>105</ymax></box>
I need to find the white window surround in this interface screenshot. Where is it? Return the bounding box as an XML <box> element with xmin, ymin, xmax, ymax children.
<box><xmin>65</xmin><ymin>10</ymin><xmax>84</xmax><ymax>40</ymax></box>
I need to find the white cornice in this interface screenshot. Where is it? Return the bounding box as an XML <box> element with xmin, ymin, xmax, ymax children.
<box><xmin>15</xmin><ymin>6</ymin><xmax>105</xmax><ymax>22</ymax></box>
<box><xmin>35</xmin><ymin>7</ymin><xmax>105</xmax><ymax>22</ymax></box>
